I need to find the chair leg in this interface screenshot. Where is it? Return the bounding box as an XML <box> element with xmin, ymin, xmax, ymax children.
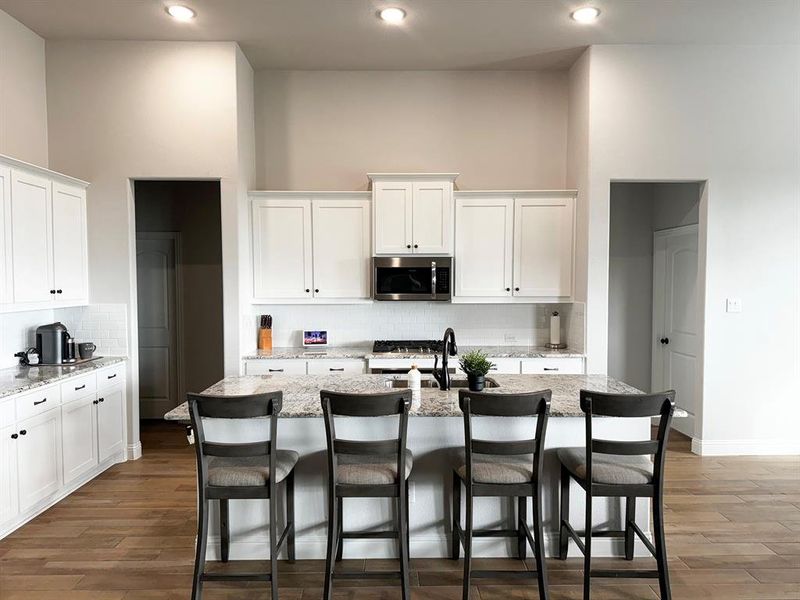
<box><xmin>323</xmin><ymin>490</ymin><xmax>337</xmax><ymax>600</ymax></box>
<box><xmin>462</xmin><ymin>486</ymin><xmax>473</xmax><ymax>600</ymax></box>
<box><xmin>219</xmin><ymin>498</ymin><xmax>229</xmax><ymax>563</ymax></box>
<box><xmin>583</xmin><ymin>491</ymin><xmax>592</xmax><ymax>600</ymax></box>
<box><xmin>269</xmin><ymin>490</ymin><xmax>279</xmax><ymax>599</ymax></box>
<box><xmin>653</xmin><ymin>487</ymin><xmax>672</xmax><ymax>600</ymax></box>
<box><xmin>532</xmin><ymin>491</ymin><xmax>550</xmax><ymax>600</ymax></box>
<box><xmin>335</xmin><ymin>497</ymin><xmax>344</xmax><ymax>562</ymax></box>
<box><xmin>286</xmin><ymin>470</ymin><xmax>296</xmax><ymax>562</ymax></box>
<box><xmin>559</xmin><ymin>464</ymin><xmax>570</xmax><ymax>560</ymax></box>
<box><xmin>191</xmin><ymin>498</ymin><xmax>209</xmax><ymax>600</ymax></box>
<box><xmin>625</xmin><ymin>496</ymin><xmax>636</xmax><ymax>561</ymax></box>
<box><xmin>398</xmin><ymin>489</ymin><xmax>411</xmax><ymax>600</ymax></box>
<box><xmin>517</xmin><ymin>496</ymin><xmax>527</xmax><ymax>560</ymax></box>
<box><xmin>451</xmin><ymin>472</ymin><xmax>461</xmax><ymax>560</ymax></box>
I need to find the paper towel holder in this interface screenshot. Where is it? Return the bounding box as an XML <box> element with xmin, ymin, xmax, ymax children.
<box><xmin>545</xmin><ymin>310</ymin><xmax>568</xmax><ymax>349</ymax></box>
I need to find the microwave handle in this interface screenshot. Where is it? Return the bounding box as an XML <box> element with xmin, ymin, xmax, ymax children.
<box><xmin>431</xmin><ymin>261</ymin><xmax>437</xmax><ymax>299</ymax></box>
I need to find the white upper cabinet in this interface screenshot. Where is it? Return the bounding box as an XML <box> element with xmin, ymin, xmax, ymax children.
<box><xmin>51</xmin><ymin>182</ymin><xmax>89</xmax><ymax>303</ymax></box>
<box><xmin>513</xmin><ymin>196</ymin><xmax>574</xmax><ymax>298</ymax></box>
<box><xmin>455</xmin><ymin>197</ymin><xmax>513</xmax><ymax>297</ymax></box>
<box><xmin>10</xmin><ymin>169</ymin><xmax>53</xmax><ymax>304</ymax></box>
<box><xmin>0</xmin><ymin>166</ymin><xmax>10</xmax><ymax>306</ymax></box>
<box><xmin>312</xmin><ymin>199</ymin><xmax>370</xmax><ymax>299</ymax></box>
<box><xmin>370</xmin><ymin>174</ymin><xmax>457</xmax><ymax>256</ymax></box>
<box><xmin>252</xmin><ymin>198</ymin><xmax>313</xmax><ymax>300</ymax></box>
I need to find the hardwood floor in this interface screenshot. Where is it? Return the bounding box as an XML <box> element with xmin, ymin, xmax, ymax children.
<box><xmin>1</xmin><ymin>421</ymin><xmax>798</xmax><ymax>599</ymax></box>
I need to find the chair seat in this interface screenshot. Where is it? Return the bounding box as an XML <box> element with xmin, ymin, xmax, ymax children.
<box><xmin>557</xmin><ymin>447</ymin><xmax>653</xmax><ymax>485</ymax></box>
<box><xmin>452</xmin><ymin>449</ymin><xmax>534</xmax><ymax>484</ymax></box>
<box><xmin>207</xmin><ymin>450</ymin><xmax>299</xmax><ymax>487</ymax></box>
<box><xmin>336</xmin><ymin>451</ymin><xmax>413</xmax><ymax>485</ymax></box>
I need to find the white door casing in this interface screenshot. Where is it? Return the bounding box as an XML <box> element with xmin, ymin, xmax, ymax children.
<box><xmin>17</xmin><ymin>408</ymin><xmax>63</xmax><ymax>512</ymax></box>
<box><xmin>652</xmin><ymin>225</ymin><xmax>699</xmax><ymax>438</ymax></box>
<box><xmin>51</xmin><ymin>182</ymin><xmax>88</xmax><ymax>302</ymax></box>
<box><xmin>312</xmin><ymin>199</ymin><xmax>370</xmax><ymax>299</ymax></box>
<box><xmin>10</xmin><ymin>170</ymin><xmax>52</xmax><ymax>304</ymax></box>
<box><xmin>373</xmin><ymin>181</ymin><xmax>413</xmax><ymax>255</ymax></box>
<box><xmin>412</xmin><ymin>180</ymin><xmax>452</xmax><ymax>255</ymax></box>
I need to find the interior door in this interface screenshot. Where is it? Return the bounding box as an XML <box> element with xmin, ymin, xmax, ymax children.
<box><xmin>412</xmin><ymin>181</ymin><xmax>452</xmax><ymax>254</ymax></box>
<box><xmin>17</xmin><ymin>408</ymin><xmax>62</xmax><ymax>512</ymax></box>
<box><xmin>312</xmin><ymin>199</ymin><xmax>370</xmax><ymax>299</ymax></box>
<box><xmin>136</xmin><ymin>234</ymin><xmax>180</xmax><ymax>419</ymax></box>
<box><xmin>513</xmin><ymin>196</ymin><xmax>574</xmax><ymax>298</ymax></box>
<box><xmin>454</xmin><ymin>197</ymin><xmax>513</xmax><ymax>297</ymax></box>
<box><xmin>652</xmin><ymin>225</ymin><xmax>699</xmax><ymax>437</ymax></box>
<box><xmin>97</xmin><ymin>386</ymin><xmax>125</xmax><ymax>462</ymax></box>
<box><xmin>252</xmin><ymin>198</ymin><xmax>312</xmax><ymax>299</ymax></box>
<box><xmin>10</xmin><ymin>170</ymin><xmax>53</xmax><ymax>304</ymax></box>
<box><xmin>373</xmin><ymin>181</ymin><xmax>413</xmax><ymax>255</ymax></box>
<box><xmin>51</xmin><ymin>182</ymin><xmax>88</xmax><ymax>302</ymax></box>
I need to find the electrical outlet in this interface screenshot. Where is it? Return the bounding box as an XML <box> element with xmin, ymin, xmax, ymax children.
<box><xmin>726</xmin><ymin>298</ymin><xmax>742</xmax><ymax>313</ymax></box>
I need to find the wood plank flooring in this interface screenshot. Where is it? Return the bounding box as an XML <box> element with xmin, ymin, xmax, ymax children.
<box><xmin>1</xmin><ymin>421</ymin><xmax>798</xmax><ymax>599</ymax></box>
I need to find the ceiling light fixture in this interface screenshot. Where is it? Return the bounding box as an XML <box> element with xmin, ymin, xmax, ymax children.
<box><xmin>379</xmin><ymin>7</ymin><xmax>406</xmax><ymax>24</ymax></box>
<box><xmin>166</xmin><ymin>5</ymin><xmax>196</xmax><ymax>21</ymax></box>
<box><xmin>571</xmin><ymin>6</ymin><xmax>600</xmax><ymax>23</ymax></box>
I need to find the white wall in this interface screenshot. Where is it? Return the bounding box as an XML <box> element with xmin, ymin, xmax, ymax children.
<box><xmin>255</xmin><ymin>70</ymin><xmax>568</xmax><ymax>190</ymax></box>
<box><xmin>0</xmin><ymin>9</ymin><xmax>48</xmax><ymax>166</ymax></box>
<box><xmin>585</xmin><ymin>45</ymin><xmax>800</xmax><ymax>454</ymax></box>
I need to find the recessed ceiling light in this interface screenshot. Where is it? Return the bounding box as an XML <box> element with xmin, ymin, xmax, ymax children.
<box><xmin>571</xmin><ymin>6</ymin><xmax>600</xmax><ymax>23</ymax></box>
<box><xmin>379</xmin><ymin>7</ymin><xmax>406</xmax><ymax>24</ymax></box>
<box><xmin>166</xmin><ymin>5</ymin><xmax>196</xmax><ymax>21</ymax></box>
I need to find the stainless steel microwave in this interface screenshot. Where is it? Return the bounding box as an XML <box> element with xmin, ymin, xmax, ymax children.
<box><xmin>372</xmin><ymin>257</ymin><xmax>452</xmax><ymax>301</ymax></box>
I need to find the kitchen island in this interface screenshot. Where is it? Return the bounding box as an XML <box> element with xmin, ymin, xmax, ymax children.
<box><xmin>165</xmin><ymin>373</ymin><xmax>656</xmax><ymax>560</ymax></box>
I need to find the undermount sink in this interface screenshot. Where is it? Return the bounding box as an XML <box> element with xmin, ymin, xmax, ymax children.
<box><xmin>386</xmin><ymin>377</ymin><xmax>500</xmax><ymax>389</ymax></box>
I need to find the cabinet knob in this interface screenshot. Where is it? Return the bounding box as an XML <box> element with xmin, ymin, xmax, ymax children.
<box><xmin>19</xmin><ymin>430</ymin><xmax>27</xmax><ymax>436</ymax></box>
<box><xmin>406</xmin><ymin>244</ymin><xmax>411</xmax><ymax>249</ymax></box>
<box><xmin>305</xmin><ymin>289</ymin><xmax>310</xmax><ymax>293</ymax></box>
<box><xmin>505</xmin><ymin>287</ymin><xmax>511</xmax><ymax>292</ymax></box>
<box><xmin>93</xmin><ymin>400</ymin><xmax>99</xmax><ymax>405</ymax></box>
<box><xmin>515</xmin><ymin>287</ymin><xmax>520</xmax><ymax>292</ymax></box>
<box><xmin>413</xmin><ymin>244</ymin><xmax>418</xmax><ymax>249</ymax></box>
<box><xmin>49</xmin><ymin>289</ymin><xmax>56</xmax><ymax>294</ymax></box>
<box><xmin>56</xmin><ymin>289</ymin><xmax>63</xmax><ymax>294</ymax></box>
<box><xmin>10</xmin><ymin>433</ymin><xmax>18</xmax><ymax>440</ymax></box>
<box><xmin>98</xmin><ymin>397</ymin><xmax>105</xmax><ymax>403</ymax></box>
<box><xmin>660</xmin><ymin>337</ymin><xmax>670</xmax><ymax>345</ymax></box>
<box><xmin>314</xmin><ymin>289</ymin><xmax>319</xmax><ymax>293</ymax></box>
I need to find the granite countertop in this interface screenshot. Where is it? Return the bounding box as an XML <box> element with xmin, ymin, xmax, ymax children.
<box><xmin>164</xmin><ymin>373</ymin><xmax>641</xmax><ymax>421</ymax></box>
<box><xmin>0</xmin><ymin>356</ymin><xmax>127</xmax><ymax>400</ymax></box>
<box><xmin>243</xmin><ymin>345</ymin><xmax>585</xmax><ymax>360</ymax></box>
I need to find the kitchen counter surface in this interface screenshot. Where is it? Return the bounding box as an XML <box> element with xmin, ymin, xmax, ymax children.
<box><xmin>164</xmin><ymin>373</ymin><xmax>640</xmax><ymax>421</ymax></box>
<box><xmin>0</xmin><ymin>356</ymin><xmax>127</xmax><ymax>399</ymax></box>
<box><xmin>243</xmin><ymin>345</ymin><xmax>585</xmax><ymax>360</ymax></box>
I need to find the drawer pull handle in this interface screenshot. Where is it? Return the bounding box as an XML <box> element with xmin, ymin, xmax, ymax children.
<box><xmin>33</xmin><ymin>398</ymin><xmax>47</xmax><ymax>406</ymax></box>
<box><xmin>75</xmin><ymin>384</ymin><xmax>86</xmax><ymax>390</ymax></box>
<box><xmin>489</xmin><ymin>367</ymin><xmax>498</xmax><ymax>371</ymax></box>
<box><xmin>329</xmin><ymin>368</ymin><xmax>345</xmax><ymax>372</ymax></box>
<box><xmin>98</xmin><ymin>398</ymin><xmax>105</xmax><ymax>403</ymax></box>
<box><xmin>543</xmin><ymin>367</ymin><xmax>559</xmax><ymax>371</ymax></box>
<box><xmin>107</xmin><ymin>374</ymin><xmax>117</xmax><ymax>379</ymax></box>
<box><xmin>268</xmin><ymin>368</ymin><xmax>284</xmax><ymax>372</ymax></box>
<box><xmin>19</xmin><ymin>430</ymin><xmax>27</xmax><ymax>436</ymax></box>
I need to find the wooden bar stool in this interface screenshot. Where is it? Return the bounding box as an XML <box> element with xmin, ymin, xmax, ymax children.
<box><xmin>558</xmin><ymin>389</ymin><xmax>675</xmax><ymax>600</ymax></box>
<box><xmin>188</xmin><ymin>391</ymin><xmax>297</xmax><ymax>600</ymax></box>
<box><xmin>320</xmin><ymin>389</ymin><xmax>413</xmax><ymax>600</ymax></box>
<box><xmin>452</xmin><ymin>389</ymin><xmax>551</xmax><ymax>600</ymax></box>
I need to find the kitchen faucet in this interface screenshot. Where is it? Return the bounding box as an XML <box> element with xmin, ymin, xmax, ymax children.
<box><xmin>431</xmin><ymin>328</ymin><xmax>458</xmax><ymax>390</ymax></box>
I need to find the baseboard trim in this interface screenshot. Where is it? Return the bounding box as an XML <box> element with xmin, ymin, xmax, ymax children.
<box><xmin>127</xmin><ymin>441</ymin><xmax>143</xmax><ymax>461</ymax></box>
<box><xmin>692</xmin><ymin>437</ymin><xmax>800</xmax><ymax>456</ymax></box>
<box><xmin>202</xmin><ymin>532</ymin><xmax>654</xmax><ymax>561</ymax></box>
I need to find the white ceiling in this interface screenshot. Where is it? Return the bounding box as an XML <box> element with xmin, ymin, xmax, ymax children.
<box><xmin>2</xmin><ymin>0</ymin><xmax>798</xmax><ymax>70</ymax></box>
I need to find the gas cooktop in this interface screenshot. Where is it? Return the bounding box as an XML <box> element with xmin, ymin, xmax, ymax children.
<box><xmin>372</xmin><ymin>340</ymin><xmax>444</xmax><ymax>354</ymax></box>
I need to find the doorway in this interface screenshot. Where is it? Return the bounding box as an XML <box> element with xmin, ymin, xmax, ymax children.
<box><xmin>608</xmin><ymin>182</ymin><xmax>703</xmax><ymax>438</ymax></box>
<box><xmin>133</xmin><ymin>181</ymin><xmax>224</xmax><ymax>420</ymax></box>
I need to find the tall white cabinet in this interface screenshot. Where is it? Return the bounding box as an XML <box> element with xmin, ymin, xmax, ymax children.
<box><xmin>0</xmin><ymin>154</ymin><xmax>90</xmax><ymax>312</ymax></box>
<box><xmin>251</xmin><ymin>192</ymin><xmax>371</xmax><ymax>303</ymax></box>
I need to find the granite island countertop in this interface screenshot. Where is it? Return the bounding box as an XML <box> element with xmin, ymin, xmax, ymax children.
<box><xmin>164</xmin><ymin>373</ymin><xmax>640</xmax><ymax>421</ymax></box>
<box><xmin>243</xmin><ymin>345</ymin><xmax>585</xmax><ymax>360</ymax></box>
<box><xmin>0</xmin><ymin>356</ymin><xmax>127</xmax><ymax>399</ymax></box>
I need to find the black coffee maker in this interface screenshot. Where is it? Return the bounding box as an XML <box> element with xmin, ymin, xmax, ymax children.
<box><xmin>35</xmin><ymin>322</ymin><xmax>75</xmax><ymax>365</ymax></box>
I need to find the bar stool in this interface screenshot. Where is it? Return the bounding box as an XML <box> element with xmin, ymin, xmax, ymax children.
<box><xmin>188</xmin><ymin>391</ymin><xmax>297</xmax><ymax>600</ymax></box>
<box><xmin>558</xmin><ymin>390</ymin><xmax>675</xmax><ymax>600</ymax></box>
<box><xmin>320</xmin><ymin>389</ymin><xmax>413</xmax><ymax>600</ymax></box>
<box><xmin>452</xmin><ymin>389</ymin><xmax>551</xmax><ymax>600</ymax></box>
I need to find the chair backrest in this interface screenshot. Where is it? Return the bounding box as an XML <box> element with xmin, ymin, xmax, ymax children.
<box><xmin>579</xmin><ymin>389</ymin><xmax>675</xmax><ymax>487</ymax></box>
<box><xmin>458</xmin><ymin>389</ymin><xmax>551</xmax><ymax>485</ymax></box>
<box><xmin>188</xmin><ymin>391</ymin><xmax>283</xmax><ymax>489</ymax></box>
<box><xmin>320</xmin><ymin>389</ymin><xmax>412</xmax><ymax>485</ymax></box>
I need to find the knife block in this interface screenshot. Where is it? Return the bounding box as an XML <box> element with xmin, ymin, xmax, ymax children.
<box><xmin>257</xmin><ymin>328</ymin><xmax>273</xmax><ymax>351</ymax></box>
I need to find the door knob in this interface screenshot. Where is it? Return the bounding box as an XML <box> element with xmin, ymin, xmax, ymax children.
<box><xmin>660</xmin><ymin>337</ymin><xmax>670</xmax><ymax>345</ymax></box>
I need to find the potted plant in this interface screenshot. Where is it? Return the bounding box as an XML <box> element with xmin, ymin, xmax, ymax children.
<box><xmin>458</xmin><ymin>350</ymin><xmax>496</xmax><ymax>392</ymax></box>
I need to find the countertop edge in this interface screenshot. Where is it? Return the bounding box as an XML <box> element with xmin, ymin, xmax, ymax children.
<box><xmin>0</xmin><ymin>356</ymin><xmax>128</xmax><ymax>400</ymax></box>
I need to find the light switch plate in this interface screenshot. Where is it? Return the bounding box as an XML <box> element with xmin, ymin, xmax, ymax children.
<box><xmin>726</xmin><ymin>298</ymin><xmax>742</xmax><ymax>313</ymax></box>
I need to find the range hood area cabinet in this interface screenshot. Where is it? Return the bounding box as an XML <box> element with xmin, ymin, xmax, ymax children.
<box><xmin>250</xmin><ymin>193</ymin><xmax>372</xmax><ymax>303</ymax></box>
<box><xmin>369</xmin><ymin>174</ymin><xmax>458</xmax><ymax>256</ymax></box>
<box><xmin>0</xmin><ymin>156</ymin><xmax>90</xmax><ymax>313</ymax></box>
<box><xmin>453</xmin><ymin>192</ymin><xmax>576</xmax><ymax>302</ymax></box>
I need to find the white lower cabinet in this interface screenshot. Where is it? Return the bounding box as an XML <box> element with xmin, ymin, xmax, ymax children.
<box><xmin>17</xmin><ymin>408</ymin><xmax>63</xmax><ymax>512</ymax></box>
<box><xmin>244</xmin><ymin>359</ymin><xmax>308</xmax><ymax>375</ymax></box>
<box><xmin>306</xmin><ymin>359</ymin><xmax>366</xmax><ymax>375</ymax></box>
<box><xmin>97</xmin><ymin>386</ymin><xmax>125</xmax><ymax>463</ymax></box>
<box><xmin>521</xmin><ymin>357</ymin><xmax>585</xmax><ymax>375</ymax></box>
<box><xmin>0</xmin><ymin>424</ymin><xmax>19</xmax><ymax>525</ymax></box>
<box><xmin>62</xmin><ymin>396</ymin><xmax>99</xmax><ymax>484</ymax></box>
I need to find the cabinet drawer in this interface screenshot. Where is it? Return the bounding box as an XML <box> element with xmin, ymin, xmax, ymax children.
<box><xmin>306</xmin><ymin>359</ymin><xmax>366</xmax><ymax>375</ymax></box>
<box><xmin>0</xmin><ymin>398</ymin><xmax>15</xmax><ymax>429</ymax></box>
<box><xmin>244</xmin><ymin>360</ymin><xmax>307</xmax><ymax>375</ymax></box>
<box><xmin>521</xmin><ymin>357</ymin><xmax>584</xmax><ymax>375</ymax></box>
<box><xmin>465</xmin><ymin>358</ymin><xmax>521</xmax><ymax>375</ymax></box>
<box><xmin>61</xmin><ymin>373</ymin><xmax>97</xmax><ymax>405</ymax></box>
<box><xmin>97</xmin><ymin>363</ymin><xmax>126</xmax><ymax>390</ymax></box>
<box><xmin>15</xmin><ymin>386</ymin><xmax>61</xmax><ymax>421</ymax></box>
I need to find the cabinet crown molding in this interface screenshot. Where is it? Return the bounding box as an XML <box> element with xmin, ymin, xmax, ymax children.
<box><xmin>0</xmin><ymin>154</ymin><xmax>89</xmax><ymax>188</ymax></box>
<box><xmin>367</xmin><ymin>173</ymin><xmax>459</xmax><ymax>182</ymax></box>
